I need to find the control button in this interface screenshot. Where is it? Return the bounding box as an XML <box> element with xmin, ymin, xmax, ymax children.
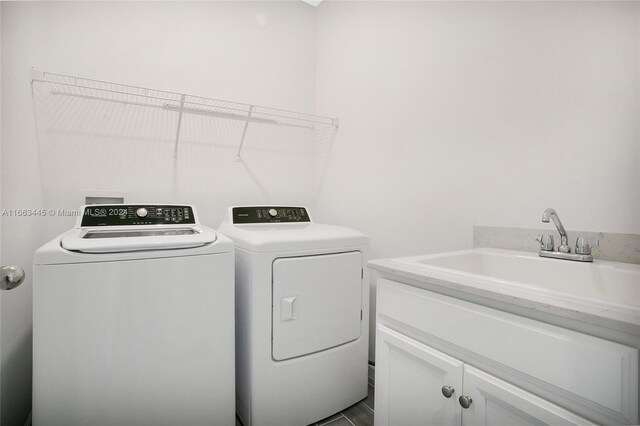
<box><xmin>136</xmin><ymin>208</ymin><xmax>148</xmax><ymax>218</ymax></box>
<box><xmin>268</xmin><ymin>208</ymin><xmax>278</xmax><ymax>217</ymax></box>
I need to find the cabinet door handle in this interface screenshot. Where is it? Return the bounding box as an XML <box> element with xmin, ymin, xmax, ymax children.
<box><xmin>458</xmin><ymin>395</ymin><xmax>472</xmax><ymax>409</ymax></box>
<box><xmin>441</xmin><ymin>385</ymin><xmax>454</xmax><ymax>398</ymax></box>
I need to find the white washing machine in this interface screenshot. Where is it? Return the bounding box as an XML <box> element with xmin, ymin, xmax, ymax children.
<box><xmin>219</xmin><ymin>206</ymin><xmax>369</xmax><ymax>426</ymax></box>
<box><xmin>33</xmin><ymin>204</ymin><xmax>235</xmax><ymax>426</ymax></box>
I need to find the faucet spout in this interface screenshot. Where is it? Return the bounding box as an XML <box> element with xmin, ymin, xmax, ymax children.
<box><xmin>541</xmin><ymin>208</ymin><xmax>569</xmax><ymax>252</ymax></box>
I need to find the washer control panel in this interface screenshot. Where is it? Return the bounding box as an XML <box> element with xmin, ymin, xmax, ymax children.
<box><xmin>232</xmin><ymin>206</ymin><xmax>310</xmax><ymax>224</ymax></box>
<box><xmin>81</xmin><ymin>205</ymin><xmax>196</xmax><ymax>227</ymax></box>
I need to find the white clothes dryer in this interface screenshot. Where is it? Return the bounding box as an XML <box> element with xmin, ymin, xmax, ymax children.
<box><xmin>219</xmin><ymin>206</ymin><xmax>370</xmax><ymax>426</ymax></box>
<box><xmin>33</xmin><ymin>204</ymin><xmax>235</xmax><ymax>426</ymax></box>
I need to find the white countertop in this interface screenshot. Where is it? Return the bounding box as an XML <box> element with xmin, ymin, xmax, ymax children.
<box><xmin>369</xmin><ymin>248</ymin><xmax>640</xmax><ymax>343</ymax></box>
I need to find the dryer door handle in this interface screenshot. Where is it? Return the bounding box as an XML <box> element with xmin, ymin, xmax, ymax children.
<box><xmin>281</xmin><ymin>296</ymin><xmax>297</xmax><ymax>322</ymax></box>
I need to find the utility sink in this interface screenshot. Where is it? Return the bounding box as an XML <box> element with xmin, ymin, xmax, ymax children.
<box><xmin>369</xmin><ymin>248</ymin><xmax>640</xmax><ymax>336</ymax></box>
<box><xmin>400</xmin><ymin>248</ymin><xmax>640</xmax><ymax>308</ymax></box>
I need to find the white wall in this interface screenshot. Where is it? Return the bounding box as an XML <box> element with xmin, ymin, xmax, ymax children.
<box><xmin>1</xmin><ymin>2</ymin><xmax>317</xmax><ymax>424</ymax></box>
<box><xmin>316</xmin><ymin>1</ymin><xmax>640</xmax><ymax>258</ymax></box>
<box><xmin>2</xmin><ymin>1</ymin><xmax>639</xmax><ymax>422</ymax></box>
<box><xmin>314</xmin><ymin>1</ymin><xmax>640</xmax><ymax>360</ymax></box>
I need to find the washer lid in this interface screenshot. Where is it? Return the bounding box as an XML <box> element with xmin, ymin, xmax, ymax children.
<box><xmin>47</xmin><ymin>204</ymin><xmax>221</xmax><ymax>254</ymax></box>
<box><xmin>60</xmin><ymin>226</ymin><xmax>216</xmax><ymax>253</ymax></box>
<box><xmin>35</xmin><ymin>226</ymin><xmax>233</xmax><ymax>265</ymax></box>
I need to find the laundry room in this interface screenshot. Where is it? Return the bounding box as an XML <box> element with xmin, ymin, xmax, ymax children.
<box><xmin>1</xmin><ymin>1</ymin><xmax>639</xmax><ymax>426</ymax></box>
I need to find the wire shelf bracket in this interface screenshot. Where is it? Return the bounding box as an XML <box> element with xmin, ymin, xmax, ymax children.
<box><xmin>236</xmin><ymin>105</ymin><xmax>254</xmax><ymax>161</ymax></box>
<box><xmin>172</xmin><ymin>94</ymin><xmax>186</xmax><ymax>158</ymax></box>
<box><xmin>30</xmin><ymin>68</ymin><xmax>339</xmax><ymax>159</ymax></box>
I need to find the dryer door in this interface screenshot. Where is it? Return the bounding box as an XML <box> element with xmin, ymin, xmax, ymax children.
<box><xmin>272</xmin><ymin>251</ymin><xmax>362</xmax><ymax>361</ymax></box>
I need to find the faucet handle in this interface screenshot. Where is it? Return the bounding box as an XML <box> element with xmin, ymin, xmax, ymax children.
<box><xmin>536</xmin><ymin>234</ymin><xmax>554</xmax><ymax>251</ymax></box>
<box><xmin>575</xmin><ymin>237</ymin><xmax>599</xmax><ymax>255</ymax></box>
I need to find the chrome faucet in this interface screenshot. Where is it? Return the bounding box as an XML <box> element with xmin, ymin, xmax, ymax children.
<box><xmin>536</xmin><ymin>208</ymin><xmax>599</xmax><ymax>262</ymax></box>
<box><xmin>541</xmin><ymin>208</ymin><xmax>570</xmax><ymax>253</ymax></box>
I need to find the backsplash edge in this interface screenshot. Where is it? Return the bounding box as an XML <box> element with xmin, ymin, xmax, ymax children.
<box><xmin>474</xmin><ymin>226</ymin><xmax>640</xmax><ymax>265</ymax></box>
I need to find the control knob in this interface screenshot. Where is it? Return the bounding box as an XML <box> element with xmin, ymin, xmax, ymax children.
<box><xmin>268</xmin><ymin>209</ymin><xmax>278</xmax><ymax>217</ymax></box>
<box><xmin>136</xmin><ymin>208</ymin><xmax>148</xmax><ymax>218</ymax></box>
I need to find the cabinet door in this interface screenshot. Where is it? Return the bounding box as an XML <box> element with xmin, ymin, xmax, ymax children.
<box><xmin>375</xmin><ymin>324</ymin><xmax>463</xmax><ymax>426</ymax></box>
<box><xmin>461</xmin><ymin>365</ymin><xmax>597</xmax><ymax>426</ymax></box>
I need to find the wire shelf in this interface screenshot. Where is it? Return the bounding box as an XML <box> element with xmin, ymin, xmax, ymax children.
<box><xmin>30</xmin><ymin>68</ymin><xmax>338</xmax><ymax>159</ymax></box>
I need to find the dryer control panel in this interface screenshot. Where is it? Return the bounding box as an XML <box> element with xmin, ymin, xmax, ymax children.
<box><xmin>81</xmin><ymin>205</ymin><xmax>196</xmax><ymax>227</ymax></box>
<box><xmin>232</xmin><ymin>206</ymin><xmax>310</xmax><ymax>224</ymax></box>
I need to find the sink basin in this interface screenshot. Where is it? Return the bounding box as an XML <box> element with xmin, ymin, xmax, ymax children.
<box><xmin>369</xmin><ymin>248</ymin><xmax>640</xmax><ymax>334</ymax></box>
<box><xmin>399</xmin><ymin>248</ymin><xmax>640</xmax><ymax>309</ymax></box>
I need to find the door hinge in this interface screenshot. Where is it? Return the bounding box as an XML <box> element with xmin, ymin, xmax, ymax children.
<box><xmin>361</xmin><ymin>310</ymin><xmax>363</xmax><ymax>320</ymax></box>
<box><xmin>361</xmin><ymin>268</ymin><xmax>364</xmax><ymax>279</ymax></box>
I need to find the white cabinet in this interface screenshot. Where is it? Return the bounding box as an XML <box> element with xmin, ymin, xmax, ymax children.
<box><xmin>374</xmin><ymin>278</ymin><xmax>639</xmax><ymax>426</ymax></box>
<box><xmin>376</xmin><ymin>325</ymin><xmax>463</xmax><ymax>426</ymax></box>
<box><xmin>375</xmin><ymin>325</ymin><xmax>594</xmax><ymax>426</ymax></box>
<box><xmin>463</xmin><ymin>365</ymin><xmax>595</xmax><ymax>426</ymax></box>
